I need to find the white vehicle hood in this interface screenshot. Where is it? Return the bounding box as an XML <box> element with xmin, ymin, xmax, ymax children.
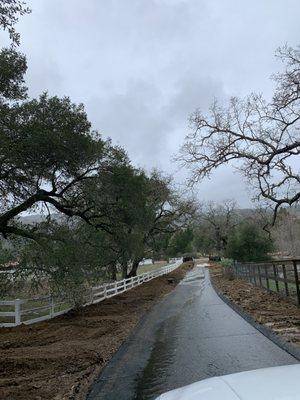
<box><xmin>156</xmin><ymin>364</ymin><xmax>300</xmax><ymax>400</ymax></box>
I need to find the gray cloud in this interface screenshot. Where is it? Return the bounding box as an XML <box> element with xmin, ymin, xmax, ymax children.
<box><xmin>8</xmin><ymin>0</ymin><xmax>300</xmax><ymax>206</ymax></box>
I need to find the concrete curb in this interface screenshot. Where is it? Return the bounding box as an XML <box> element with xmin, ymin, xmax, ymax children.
<box><xmin>210</xmin><ymin>277</ymin><xmax>300</xmax><ymax>361</ymax></box>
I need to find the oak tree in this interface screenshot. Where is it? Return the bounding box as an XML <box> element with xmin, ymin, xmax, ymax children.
<box><xmin>179</xmin><ymin>45</ymin><xmax>300</xmax><ymax>222</ymax></box>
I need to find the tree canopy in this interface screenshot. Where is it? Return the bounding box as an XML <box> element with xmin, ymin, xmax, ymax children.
<box><xmin>226</xmin><ymin>222</ymin><xmax>274</xmax><ymax>262</ymax></box>
<box><xmin>0</xmin><ymin>0</ymin><xmax>31</xmax><ymax>45</ymax></box>
<box><xmin>0</xmin><ymin>0</ymin><xmax>198</xmax><ymax>289</ymax></box>
<box><xmin>0</xmin><ymin>0</ymin><xmax>130</xmax><ymax>241</ymax></box>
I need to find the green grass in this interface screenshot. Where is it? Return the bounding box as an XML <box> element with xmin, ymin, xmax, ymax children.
<box><xmin>0</xmin><ymin>297</ymin><xmax>71</xmax><ymax>324</ymax></box>
<box><xmin>137</xmin><ymin>261</ymin><xmax>167</xmax><ymax>275</ymax></box>
<box><xmin>116</xmin><ymin>261</ymin><xmax>168</xmax><ymax>280</ymax></box>
<box><xmin>266</xmin><ymin>279</ymin><xmax>296</xmax><ymax>293</ymax></box>
<box><xmin>1</xmin><ymin>262</ymin><xmax>169</xmax><ymax>323</ymax></box>
<box><xmin>251</xmin><ymin>277</ymin><xmax>298</xmax><ymax>302</ymax></box>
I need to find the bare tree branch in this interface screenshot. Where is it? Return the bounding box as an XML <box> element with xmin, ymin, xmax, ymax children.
<box><xmin>178</xmin><ymin>45</ymin><xmax>300</xmax><ymax>221</ymax></box>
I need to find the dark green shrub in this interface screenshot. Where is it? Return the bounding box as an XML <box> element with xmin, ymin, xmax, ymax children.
<box><xmin>226</xmin><ymin>223</ymin><xmax>273</xmax><ymax>262</ymax></box>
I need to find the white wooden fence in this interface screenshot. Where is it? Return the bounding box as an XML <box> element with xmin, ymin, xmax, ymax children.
<box><xmin>0</xmin><ymin>259</ymin><xmax>182</xmax><ymax>328</ymax></box>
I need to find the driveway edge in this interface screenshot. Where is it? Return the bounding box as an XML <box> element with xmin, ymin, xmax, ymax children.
<box><xmin>86</xmin><ymin>265</ymin><xmax>192</xmax><ymax>399</ymax></box>
<box><xmin>210</xmin><ymin>276</ymin><xmax>300</xmax><ymax>361</ymax></box>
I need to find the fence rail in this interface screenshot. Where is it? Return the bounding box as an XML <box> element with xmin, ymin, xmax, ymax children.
<box><xmin>234</xmin><ymin>259</ymin><xmax>300</xmax><ymax>306</ymax></box>
<box><xmin>0</xmin><ymin>259</ymin><xmax>182</xmax><ymax>328</ymax></box>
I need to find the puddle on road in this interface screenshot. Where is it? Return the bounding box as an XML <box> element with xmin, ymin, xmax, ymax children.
<box><xmin>133</xmin><ymin>316</ymin><xmax>179</xmax><ymax>400</ymax></box>
<box><xmin>180</xmin><ymin>269</ymin><xmax>206</xmax><ymax>285</ymax></box>
<box><xmin>183</xmin><ymin>275</ymin><xmax>204</xmax><ymax>283</ymax></box>
<box><xmin>133</xmin><ymin>268</ymin><xmax>207</xmax><ymax>399</ymax></box>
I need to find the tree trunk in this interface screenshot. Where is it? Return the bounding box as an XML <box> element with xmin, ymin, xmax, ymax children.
<box><xmin>126</xmin><ymin>258</ymin><xmax>141</xmax><ymax>278</ymax></box>
<box><xmin>121</xmin><ymin>262</ymin><xmax>128</xmax><ymax>279</ymax></box>
<box><xmin>110</xmin><ymin>263</ymin><xmax>117</xmax><ymax>280</ymax></box>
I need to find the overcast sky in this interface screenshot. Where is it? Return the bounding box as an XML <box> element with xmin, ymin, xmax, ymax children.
<box><xmin>15</xmin><ymin>0</ymin><xmax>300</xmax><ymax>207</ymax></box>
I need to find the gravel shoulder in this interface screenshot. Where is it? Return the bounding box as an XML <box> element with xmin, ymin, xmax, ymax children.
<box><xmin>210</xmin><ymin>263</ymin><xmax>300</xmax><ymax>348</ymax></box>
<box><xmin>0</xmin><ymin>263</ymin><xmax>193</xmax><ymax>400</ymax></box>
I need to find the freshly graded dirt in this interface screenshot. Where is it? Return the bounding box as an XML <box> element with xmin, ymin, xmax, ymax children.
<box><xmin>210</xmin><ymin>263</ymin><xmax>300</xmax><ymax>347</ymax></box>
<box><xmin>0</xmin><ymin>263</ymin><xmax>193</xmax><ymax>400</ymax></box>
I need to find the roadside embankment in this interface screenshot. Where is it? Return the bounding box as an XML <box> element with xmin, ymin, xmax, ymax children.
<box><xmin>210</xmin><ymin>263</ymin><xmax>300</xmax><ymax>351</ymax></box>
<box><xmin>0</xmin><ymin>263</ymin><xmax>193</xmax><ymax>400</ymax></box>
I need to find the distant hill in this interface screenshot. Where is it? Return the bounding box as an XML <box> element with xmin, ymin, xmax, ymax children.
<box><xmin>19</xmin><ymin>214</ymin><xmax>61</xmax><ymax>225</ymax></box>
<box><xmin>237</xmin><ymin>205</ymin><xmax>300</xmax><ymax>219</ymax></box>
<box><xmin>3</xmin><ymin>203</ymin><xmax>300</xmax><ymax>234</ymax></box>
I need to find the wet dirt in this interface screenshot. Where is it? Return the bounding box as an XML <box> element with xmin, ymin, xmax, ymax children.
<box><xmin>0</xmin><ymin>264</ymin><xmax>193</xmax><ymax>400</ymax></box>
<box><xmin>210</xmin><ymin>264</ymin><xmax>300</xmax><ymax>346</ymax></box>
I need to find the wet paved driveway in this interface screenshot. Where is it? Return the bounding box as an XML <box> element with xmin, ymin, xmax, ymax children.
<box><xmin>87</xmin><ymin>266</ymin><xmax>298</xmax><ymax>400</ymax></box>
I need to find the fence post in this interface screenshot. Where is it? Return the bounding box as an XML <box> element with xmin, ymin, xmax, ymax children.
<box><xmin>50</xmin><ymin>296</ymin><xmax>54</xmax><ymax>318</ymax></box>
<box><xmin>253</xmin><ymin>266</ymin><xmax>257</xmax><ymax>286</ymax></box>
<box><xmin>293</xmin><ymin>260</ymin><xmax>300</xmax><ymax>305</ymax></box>
<box><xmin>233</xmin><ymin>261</ymin><xmax>237</xmax><ymax>277</ymax></box>
<box><xmin>15</xmin><ymin>299</ymin><xmax>21</xmax><ymax>326</ymax></box>
<box><xmin>273</xmin><ymin>264</ymin><xmax>279</xmax><ymax>292</ymax></box>
<box><xmin>90</xmin><ymin>287</ymin><xmax>94</xmax><ymax>304</ymax></box>
<box><xmin>247</xmin><ymin>265</ymin><xmax>251</xmax><ymax>283</ymax></box>
<box><xmin>282</xmin><ymin>264</ymin><xmax>289</xmax><ymax>297</ymax></box>
<box><xmin>0</xmin><ymin>261</ymin><xmax>180</xmax><ymax>328</ymax></box>
<box><xmin>258</xmin><ymin>265</ymin><xmax>262</xmax><ymax>287</ymax></box>
<box><xmin>265</xmin><ymin>265</ymin><xmax>270</xmax><ymax>290</ymax></box>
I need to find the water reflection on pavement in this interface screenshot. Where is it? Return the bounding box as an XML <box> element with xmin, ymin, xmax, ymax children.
<box><xmin>87</xmin><ymin>265</ymin><xmax>297</xmax><ymax>400</ymax></box>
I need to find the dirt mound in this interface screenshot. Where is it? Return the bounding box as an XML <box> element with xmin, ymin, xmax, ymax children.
<box><xmin>0</xmin><ymin>264</ymin><xmax>192</xmax><ymax>400</ymax></box>
<box><xmin>210</xmin><ymin>264</ymin><xmax>300</xmax><ymax>346</ymax></box>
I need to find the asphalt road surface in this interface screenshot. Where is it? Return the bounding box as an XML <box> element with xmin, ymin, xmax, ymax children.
<box><xmin>87</xmin><ymin>265</ymin><xmax>298</xmax><ymax>400</ymax></box>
